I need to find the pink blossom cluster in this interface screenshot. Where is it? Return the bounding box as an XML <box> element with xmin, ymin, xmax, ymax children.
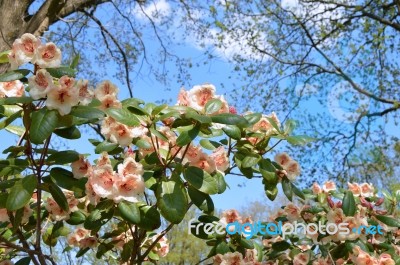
<box><xmin>71</xmin><ymin>152</ymin><xmax>145</xmax><ymax>205</ymax></box>
<box><xmin>177</xmin><ymin>84</ymin><xmax>230</xmax><ymax>113</ymax></box>
<box><xmin>44</xmin><ymin>190</ymin><xmax>80</xmax><ymax>221</ymax></box>
<box><xmin>150</xmin><ymin>235</ymin><xmax>170</xmax><ymax>257</ymax></box>
<box><xmin>261</xmin><ymin>181</ymin><xmax>399</xmax><ymax>264</ymax></box>
<box><xmin>67</xmin><ymin>227</ymin><xmax>98</xmax><ymax>249</ymax></box>
<box><xmin>274</xmin><ymin>152</ymin><xmax>301</xmax><ymax>181</ymax></box>
<box><xmin>0</xmin><ymin>206</ymin><xmax>32</xmax><ymax>225</ymax></box>
<box><xmin>8</xmin><ymin>33</ymin><xmax>61</xmax><ymax>70</ymax></box>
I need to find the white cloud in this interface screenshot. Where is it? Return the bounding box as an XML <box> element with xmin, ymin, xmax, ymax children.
<box><xmin>133</xmin><ymin>0</ymin><xmax>171</xmax><ymax>23</ymax></box>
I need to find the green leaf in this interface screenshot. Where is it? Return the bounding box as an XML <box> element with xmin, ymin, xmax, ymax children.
<box><xmin>84</xmin><ymin>208</ymin><xmax>114</xmax><ymax>231</ymax></box>
<box><xmin>266</xmin><ymin>117</ymin><xmax>281</xmax><ymax>132</ymax></box>
<box><xmin>5</xmin><ymin>125</ymin><xmax>25</xmax><ymax>136</ymax></box>
<box><xmin>67</xmin><ymin>210</ymin><xmax>86</xmax><ymax>225</ymax></box>
<box><xmin>70</xmin><ymin>106</ymin><xmax>104</xmax><ymax>120</ymax></box>
<box><xmin>176</xmin><ymin>126</ymin><xmax>200</xmax><ymax>147</ymax></box>
<box><xmin>199</xmin><ymin>139</ymin><xmax>221</xmax><ymax>150</ymax></box>
<box><xmin>149</xmin><ymin>127</ymin><xmax>168</xmax><ymax>142</ymax></box>
<box><xmin>70</xmin><ymin>54</ymin><xmax>80</xmax><ymax>69</ymax></box>
<box><xmin>188</xmin><ymin>186</ymin><xmax>214</xmax><ymax>214</ymax></box>
<box><xmin>0</xmin><ymin>110</ymin><xmax>23</xmax><ymax>130</ymax></box>
<box><xmin>282</xmin><ymin>178</ymin><xmax>293</xmax><ymax>201</ymax></box>
<box><xmin>47</xmin><ymin>150</ymin><xmax>80</xmax><ymax>164</ymax></box>
<box><xmin>54</xmin><ymin>126</ymin><xmax>81</xmax><ymax>139</ymax></box>
<box><xmin>376</xmin><ymin>215</ymin><xmax>400</xmax><ymax>227</ymax></box>
<box><xmin>48</xmin><ymin>182</ymin><xmax>69</xmax><ymax>211</ymax></box>
<box><xmin>241</xmin><ymin>153</ymin><xmax>261</xmax><ymax>168</ymax></box>
<box><xmin>185</xmin><ymin>111</ymin><xmax>212</xmax><ymax>124</ymax></box>
<box><xmin>104</xmin><ymin>107</ymin><xmax>140</xmax><ymax>126</ymax></box>
<box><xmin>184</xmin><ymin>166</ymin><xmax>218</xmax><ymax>195</ymax></box>
<box><xmin>30</xmin><ymin>108</ymin><xmax>58</xmax><ymax>144</ymax></box>
<box><xmin>0</xmin><ymin>50</ymin><xmax>10</xmax><ymax>64</ymax></box>
<box><xmin>95</xmin><ymin>141</ymin><xmax>122</xmax><ymax>154</ymax></box>
<box><xmin>15</xmin><ymin>257</ymin><xmax>31</xmax><ymax>265</ymax></box>
<box><xmin>46</xmin><ymin>66</ymin><xmax>76</xmax><ymax>78</ymax></box>
<box><xmin>265</xmin><ymin>186</ymin><xmax>278</xmax><ymax>201</ymax></box>
<box><xmin>272</xmin><ymin>241</ymin><xmax>291</xmax><ymax>252</ymax></box>
<box><xmin>0</xmin><ymin>69</ymin><xmax>30</xmax><ymax>82</ymax></box>
<box><xmin>137</xmin><ymin>204</ymin><xmax>161</xmax><ymax>230</ymax></box>
<box><xmin>243</xmin><ymin>113</ymin><xmax>261</xmax><ymax>125</ymax></box>
<box><xmin>156</xmin><ymin>180</ymin><xmax>188</xmax><ymax>223</ymax></box>
<box><xmin>49</xmin><ymin>167</ymin><xmax>86</xmax><ymax>196</ymax></box>
<box><xmin>134</xmin><ymin>138</ymin><xmax>152</xmax><ymax>149</ymax></box>
<box><xmin>286</xmin><ymin>135</ymin><xmax>315</xmax><ymax>146</ymax></box>
<box><xmin>215</xmin><ymin>171</ymin><xmax>227</xmax><ymax>194</ymax></box>
<box><xmin>205</xmin><ymin>99</ymin><xmax>223</xmax><ymax>114</ymax></box>
<box><xmin>211</xmin><ymin>113</ymin><xmax>249</xmax><ymax>128</ymax></box>
<box><xmin>222</xmin><ymin>125</ymin><xmax>241</xmax><ymax>140</ymax></box>
<box><xmin>6</xmin><ymin>175</ymin><xmax>37</xmax><ymax>211</ymax></box>
<box><xmin>342</xmin><ymin>191</ymin><xmax>356</xmax><ymax>216</ymax></box>
<box><xmin>118</xmin><ymin>201</ymin><xmax>141</xmax><ymax>224</ymax></box>
<box><xmin>0</xmin><ymin>97</ymin><xmax>32</xmax><ymax>105</ymax></box>
<box><xmin>291</xmin><ymin>183</ymin><xmax>305</xmax><ymax>200</ymax></box>
<box><xmin>239</xmin><ymin>238</ymin><xmax>254</xmax><ymax>249</ymax></box>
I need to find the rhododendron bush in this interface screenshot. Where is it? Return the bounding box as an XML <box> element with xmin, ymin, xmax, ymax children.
<box><xmin>0</xmin><ymin>34</ymin><xmax>399</xmax><ymax>265</ymax></box>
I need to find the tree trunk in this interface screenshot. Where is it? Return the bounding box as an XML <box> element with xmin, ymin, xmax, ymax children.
<box><xmin>0</xmin><ymin>0</ymin><xmax>31</xmax><ymax>73</ymax></box>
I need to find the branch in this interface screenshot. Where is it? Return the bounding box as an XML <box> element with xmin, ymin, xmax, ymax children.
<box><xmin>81</xmin><ymin>9</ymin><xmax>134</xmax><ymax>97</ymax></box>
<box><xmin>25</xmin><ymin>0</ymin><xmax>110</xmax><ymax>36</ymax></box>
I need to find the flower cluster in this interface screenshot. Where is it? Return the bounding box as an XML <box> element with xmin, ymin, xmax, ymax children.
<box><xmin>256</xmin><ymin>181</ymin><xmax>399</xmax><ymax>264</ymax></box>
<box><xmin>8</xmin><ymin>33</ymin><xmax>61</xmax><ymax>70</ymax></box>
<box><xmin>274</xmin><ymin>152</ymin><xmax>301</xmax><ymax>181</ymax></box>
<box><xmin>67</xmin><ymin>227</ymin><xmax>98</xmax><ymax>249</ymax></box>
<box><xmin>213</xmin><ymin>250</ymin><xmax>263</xmax><ymax>265</ymax></box>
<box><xmin>72</xmin><ymin>152</ymin><xmax>145</xmax><ymax>204</ymax></box>
<box><xmin>45</xmin><ymin>190</ymin><xmax>80</xmax><ymax>221</ymax></box>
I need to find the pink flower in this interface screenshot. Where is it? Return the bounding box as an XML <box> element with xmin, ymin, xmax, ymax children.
<box><xmin>71</xmin><ymin>155</ymin><xmax>91</xmax><ymax>179</ymax></box>
<box><xmin>89</xmin><ymin>167</ymin><xmax>116</xmax><ymax>198</ymax></box>
<box><xmin>0</xmin><ymin>260</ymin><xmax>14</xmax><ymax>265</ymax></box>
<box><xmin>113</xmin><ymin>174</ymin><xmax>145</xmax><ymax>203</ymax></box>
<box><xmin>312</xmin><ymin>182</ymin><xmax>322</xmax><ymax>194</ymax></box>
<box><xmin>348</xmin><ymin>182</ymin><xmax>361</xmax><ymax>196</ymax></box>
<box><xmin>220</xmin><ymin>209</ymin><xmax>242</xmax><ymax>224</ymax></box>
<box><xmin>117</xmin><ymin>156</ymin><xmax>144</xmax><ymax>177</ymax></box>
<box><xmin>274</xmin><ymin>152</ymin><xmax>291</xmax><ymax>167</ymax></box>
<box><xmin>379</xmin><ymin>254</ymin><xmax>395</xmax><ymax>265</ymax></box>
<box><xmin>252</xmin><ymin>112</ymin><xmax>280</xmax><ymax>134</ymax></box>
<box><xmin>360</xmin><ymin>183</ymin><xmax>374</xmax><ymax>197</ymax></box>
<box><xmin>85</xmin><ymin>181</ymin><xmax>100</xmax><ymax>206</ymax></box>
<box><xmin>32</xmin><ymin>42</ymin><xmax>62</xmax><ymax>68</ymax></box>
<box><xmin>350</xmin><ymin>246</ymin><xmax>378</xmax><ymax>265</ymax></box>
<box><xmin>274</xmin><ymin>153</ymin><xmax>301</xmax><ymax>181</ymax></box>
<box><xmin>210</xmin><ymin>146</ymin><xmax>230</xmax><ymax>172</ymax></box>
<box><xmin>284</xmin><ymin>203</ymin><xmax>301</xmax><ymax>221</ymax></box>
<box><xmin>312</xmin><ymin>257</ymin><xmax>332</xmax><ymax>265</ymax></box>
<box><xmin>46</xmin><ymin>84</ymin><xmax>79</xmax><ymax>115</ymax></box>
<box><xmin>98</xmin><ymin>94</ymin><xmax>122</xmax><ymax>110</ymax></box>
<box><xmin>0</xmin><ymin>80</ymin><xmax>24</xmax><ymax>97</ymax></box>
<box><xmin>76</xmin><ymin>79</ymin><xmax>94</xmax><ymax>105</ymax></box>
<box><xmin>213</xmin><ymin>252</ymin><xmax>244</xmax><ymax>265</ymax></box>
<box><xmin>322</xmin><ymin>181</ymin><xmax>336</xmax><ymax>192</ymax></box>
<box><xmin>188</xmin><ymin>84</ymin><xmax>216</xmax><ymax>111</ymax></box>
<box><xmin>28</xmin><ymin>69</ymin><xmax>53</xmax><ymax>99</ymax></box>
<box><xmin>286</xmin><ymin>160</ymin><xmax>301</xmax><ymax>181</ymax></box>
<box><xmin>177</xmin><ymin>88</ymin><xmax>190</xmax><ymax>106</ymax></box>
<box><xmin>189</xmin><ymin>152</ymin><xmax>216</xmax><ymax>174</ymax></box>
<box><xmin>152</xmin><ymin>236</ymin><xmax>169</xmax><ymax>257</ymax></box>
<box><xmin>79</xmin><ymin>236</ymin><xmax>98</xmax><ymax>249</ymax></box>
<box><xmin>0</xmin><ymin>208</ymin><xmax>10</xmax><ymax>223</ymax></box>
<box><xmin>95</xmin><ymin>80</ymin><xmax>119</xmax><ymax>100</ymax></box>
<box><xmin>8</xmin><ymin>33</ymin><xmax>41</xmax><ymax>69</ymax></box>
<box><xmin>293</xmin><ymin>253</ymin><xmax>309</xmax><ymax>265</ymax></box>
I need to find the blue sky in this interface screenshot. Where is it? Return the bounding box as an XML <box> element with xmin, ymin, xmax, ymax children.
<box><xmin>1</xmin><ymin>0</ymin><xmax>398</xmax><ymax>217</ymax></box>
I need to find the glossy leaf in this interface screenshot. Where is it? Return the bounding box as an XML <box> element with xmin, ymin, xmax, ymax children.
<box><xmin>184</xmin><ymin>166</ymin><xmax>218</xmax><ymax>195</ymax></box>
<box><xmin>6</xmin><ymin>175</ymin><xmax>37</xmax><ymax>211</ymax></box>
<box><xmin>156</xmin><ymin>180</ymin><xmax>188</xmax><ymax>223</ymax></box>
<box><xmin>30</xmin><ymin>108</ymin><xmax>58</xmax><ymax>144</ymax></box>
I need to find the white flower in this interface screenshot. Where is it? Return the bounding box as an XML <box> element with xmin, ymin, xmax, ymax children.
<box><xmin>32</xmin><ymin>42</ymin><xmax>62</xmax><ymax>68</ymax></box>
<box><xmin>0</xmin><ymin>80</ymin><xmax>24</xmax><ymax>97</ymax></box>
<box><xmin>95</xmin><ymin>80</ymin><xmax>119</xmax><ymax>100</ymax></box>
<box><xmin>28</xmin><ymin>69</ymin><xmax>53</xmax><ymax>99</ymax></box>
<box><xmin>46</xmin><ymin>84</ymin><xmax>79</xmax><ymax>115</ymax></box>
<box><xmin>77</xmin><ymin>79</ymin><xmax>94</xmax><ymax>105</ymax></box>
<box><xmin>8</xmin><ymin>33</ymin><xmax>41</xmax><ymax>69</ymax></box>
